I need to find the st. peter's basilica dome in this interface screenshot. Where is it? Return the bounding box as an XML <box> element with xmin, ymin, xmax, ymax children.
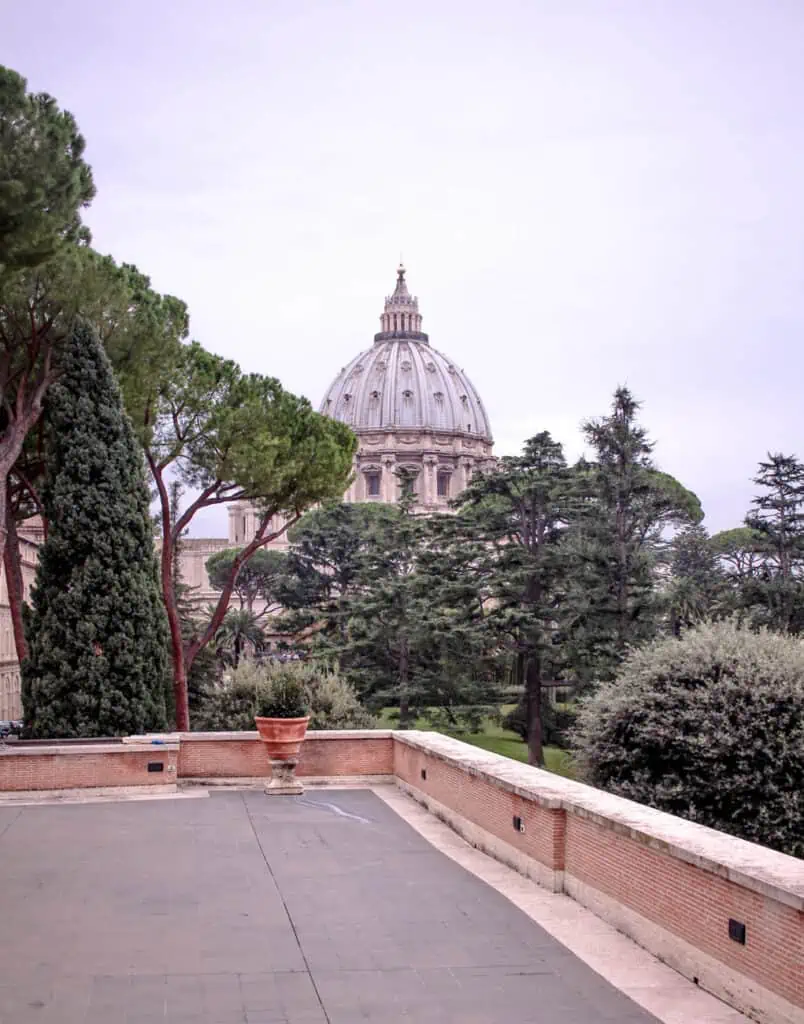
<box><xmin>319</xmin><ymin>265</ymin><xmax>495</xmax><ymax>508</ymax></box>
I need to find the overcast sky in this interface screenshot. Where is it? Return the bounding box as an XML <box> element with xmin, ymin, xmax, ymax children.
<box><xmin>5</xmin><ymin>0</ymin><xmax>804</xmax><ymax>536</ymax></box>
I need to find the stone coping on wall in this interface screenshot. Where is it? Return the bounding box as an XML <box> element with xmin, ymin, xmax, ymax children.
<box><xmin>0</xmin><ymin>740</ymin><xmax>180</xmax><ymax>756</ymax></box>
<box><xmin>395</xmin><ymin>731</ymin><xmax>804</xmax><ymax>912</ymax></box>
<box><xmin>177</xmin><ymin>729</ymin><xmax>395</xmax><ymax>742</ymax></box>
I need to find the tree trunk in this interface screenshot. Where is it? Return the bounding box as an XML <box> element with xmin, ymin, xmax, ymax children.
<box><xmin>183</xmin><ymin>508</ymin><xmax>297</xmax><ymax>682</ymax></box>
<box><xmin>398</xmin><ymin>634</ymin><xmax>411</xmax><ymax>729</ymax></box>
<box><xmin>154</xmin><ymin>480</ymin><xmax>188</xmax><ymax>729</ymax></box>
<box><xmin>3</xmin><ymin>497</ymin><xmax>28</xmax><ymax>663</ymax></box>
<box><xmin>615</xmin><ymin>500</ymin><xmax>628</xmax><ymax>648</ymax></box>
<box><xmin>0</xmin><ymin>465</ymin><xmax>10</xmax><ymax>574</ymax></box>
<box><xmin>525</xmin><ymin>656</ymin><xmax>543</xmax><ymax>766</ymax></box>
<box><xmin>161</xmin><ymin>537</ymin><xmax>189</xmax><ymax>730</ymax></box>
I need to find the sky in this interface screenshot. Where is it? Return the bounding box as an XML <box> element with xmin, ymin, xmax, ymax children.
<box><xmin>4</xmin><ymin>0</ymin><xmax>804</xmax><ymax>536</ymax></box>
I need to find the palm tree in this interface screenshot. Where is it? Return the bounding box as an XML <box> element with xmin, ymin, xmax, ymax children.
<box><xmin>214</xmin><ymin>609</ymin><xmax>265</xmax><ymax>668</ymax></box>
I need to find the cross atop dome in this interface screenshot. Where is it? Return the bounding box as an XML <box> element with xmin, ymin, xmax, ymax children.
<box><xmin>392</xmin><ymin>263</ymin><xmax>410</xmax><ymax>298</ymax></box>
<box><xmin>376</xmin><ymin>263</ymin><xmax>427</xmax><ymax>343</ymax></box>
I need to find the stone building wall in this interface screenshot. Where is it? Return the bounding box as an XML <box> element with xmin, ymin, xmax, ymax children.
<box><xmin>0</xmin><ymin>533</ymin><xmax>39</xmax><ymax>720</ymax></box>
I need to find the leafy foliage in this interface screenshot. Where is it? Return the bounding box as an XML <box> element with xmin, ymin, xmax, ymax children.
<box><xmin>135</xmin><ymin>339</ymin><xmax>357</xmax><ymax>728</ymax></box>
<box><xmin>194</xmin><ymin>660</ymin><xmax>373</xmax><ymax>730</ymax></box>
<box><xmin>572</xmin><ymin>620</ymin><xmax>804</xmax><ymax>856</ymax></box>
<box><xmin>21</xmin><ymin>324</ymin><xmax>169</xmax><ymax>737</ymax></box>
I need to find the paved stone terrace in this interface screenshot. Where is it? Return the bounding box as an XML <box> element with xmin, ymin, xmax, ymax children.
<box><xmin>0</xmin><ymin>789</ymin><xmax>660</xmax><ymax>1023</ymax></box>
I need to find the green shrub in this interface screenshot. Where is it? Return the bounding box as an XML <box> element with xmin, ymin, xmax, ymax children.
<box><xmin>572</xmin><ymin>621</ymin><xmax>804</xmax><ymax>857</ymax></box>
<box><xmin>255</xmin><ymin>670</ymin><xmax>310</xmax><ymax>719</ymax></box>
<box><xmin>193</xmin><ymin>659</ymin><xmax>374</xmax><ymax>731</ymax></box>
<box><xmin>304</xmin><ymin>670</ymin><xmax>375</xmax><ymax>730</ymax></box>
<box><xmin>192</xmin><ymin>678</ymin><xmax>256</xmax><ymax>731</ymax></box>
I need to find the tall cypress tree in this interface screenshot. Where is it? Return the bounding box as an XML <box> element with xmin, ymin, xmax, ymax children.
<box><xmin>22</xmin><ymin>323</ymin><xmax>169</xmax><ymax>737</ymax></box>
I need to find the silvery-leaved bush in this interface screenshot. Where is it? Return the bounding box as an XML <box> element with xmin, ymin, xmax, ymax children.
<box><xmin>572</xmin><ymin>620</ymin><xmax>804</xmax><ymax>858</ymax></box>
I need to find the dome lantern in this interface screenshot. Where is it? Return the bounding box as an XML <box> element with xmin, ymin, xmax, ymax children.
<box><xmin>375</xmin><ymin>263</ymin><xmax>428</xmax><ymax>343</ymax></box>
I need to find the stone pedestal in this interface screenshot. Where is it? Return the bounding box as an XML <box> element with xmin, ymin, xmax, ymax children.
<box><xmin>264</xmin><ymin>758</ymin><xmax>303</xmax><ymax>796</ymax></box>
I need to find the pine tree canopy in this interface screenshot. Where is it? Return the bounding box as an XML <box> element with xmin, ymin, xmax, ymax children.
<box><xmin>0</xmin><ymin>65</ymin><xmax>95</xmax><ymax>276</ymax></box>
<box><xmin>22</xmin><ymin>322</ymin><xmax>169</xmax><ymax>737</ymax></box>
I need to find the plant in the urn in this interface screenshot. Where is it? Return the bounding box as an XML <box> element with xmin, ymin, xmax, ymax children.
<box><xmin>254</xmin><ymin>668</ymin><xmax>311</xmax><ymax>795</ymax></box>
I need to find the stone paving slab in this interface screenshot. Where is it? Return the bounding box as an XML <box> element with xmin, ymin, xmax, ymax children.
<box><xmin>0</xmin><ymin>790</ymin><xmax>660</xmax><ymax>1023</ymax></box>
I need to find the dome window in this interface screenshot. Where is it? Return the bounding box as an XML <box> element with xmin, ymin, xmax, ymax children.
<box><xmin>402</xmin><ymin>389</ymin><xmax>414</xmax><ymax>400</ymax></box>
<box><xmin>433</xmin><ymin>391</ymin><xmax>444</xmax><ymax>402</ymax></box>
<box><xmin>401</xmin><ymin>360</ymin><xmax>412</xmax><ymax>371</ymax></box>
<box><xmin>426</xmin><ymin>362</ymin><xmax>436</xmax><ymax>373</ymax></box>
<box><xmin>343</xmin><ymin>393</ymin><xmax>351</xmax><ymax>403</ymax></box>
<box><xmin>365</xmin><ymin>471</ymin><xmax>381</xmax><ymax>497</ymax></box>
<box><xmin>370</xmin><ymin>390</ymin><xmax>381</xmax><ymax>401</ymax></box>
<box><xmin>437</xmin><ymin>472</ymin><xmax>451</xmax><ymax>498</ymax></box>
<box><xmin>460</xmin><ymin>394</ymin><xmax>468</xmax><ymax>405</ymax></box>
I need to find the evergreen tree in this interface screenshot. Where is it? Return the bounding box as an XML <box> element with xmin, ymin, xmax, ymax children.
<box><xmin>0</xmin><ymin>65</ymin><xmax>95</xmax><ymax>276</ymax></box>
<box><xmin>334</xmin><ymin>475</ymin><xmax>428</xmax><ymax>727</ymax></box>
<box><xmin>665</xmin><ymin>525</ymin><xmax>728</xmax><ymax>635</ymax></box>
<box><xmin>456</xmin><ymin>432</ymin><xmax>573</xmax><ymax>764</ymax></box>
<box><xmin>742</xmin><ymin>453</ymin><xmax>804</xmax><ymax>632</ymax></box>
<box><xmin>281</xmin><ymin>495</ymin><xmax>495</xmax><ymax>726</ymax></box>
<box><xmin>278</xmin><ymin>501</ymin><xmax>397</xmax><ymax>640</ymax></box>
<box><xmin>22</xmin><ymin>323</ymin><xmax>169</xmax><ymax>737</ymax></box>
<box><xmin>564</xmin><ymin>387</ymin><xmax>702</xmax><ymax>681</ymax></box>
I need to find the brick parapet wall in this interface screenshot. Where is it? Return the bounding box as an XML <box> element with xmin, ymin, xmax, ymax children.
<box><xmin>0</xmin><ymin>741</ymin><xmax>179</xmax><ymax>791</ymax></box>
<box><xmin>393</xmin><ymin>732</ymin><xmax>566</xmax><ymax>884</ymax></box>
<box><xmin>177</xmin><ymin>730</ymin><xmax>394</xmax><ymax>779</ymax></box>
<box><xmin>394</xmin><ymin>731</ymin><xmax>803</xmax><ymax>1023</ymax></box>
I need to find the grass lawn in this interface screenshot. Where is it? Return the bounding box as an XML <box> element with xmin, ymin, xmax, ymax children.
<box><xmin>378</xmin><ymin>707</ymin><xmax>576</xmax><ymax>779</ymax></box>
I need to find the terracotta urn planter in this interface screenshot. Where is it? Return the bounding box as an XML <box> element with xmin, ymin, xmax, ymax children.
<box><xmin>255</xmin><ymin>716</ymin><xmax>309</xmax><ymax>794</ymax></box>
